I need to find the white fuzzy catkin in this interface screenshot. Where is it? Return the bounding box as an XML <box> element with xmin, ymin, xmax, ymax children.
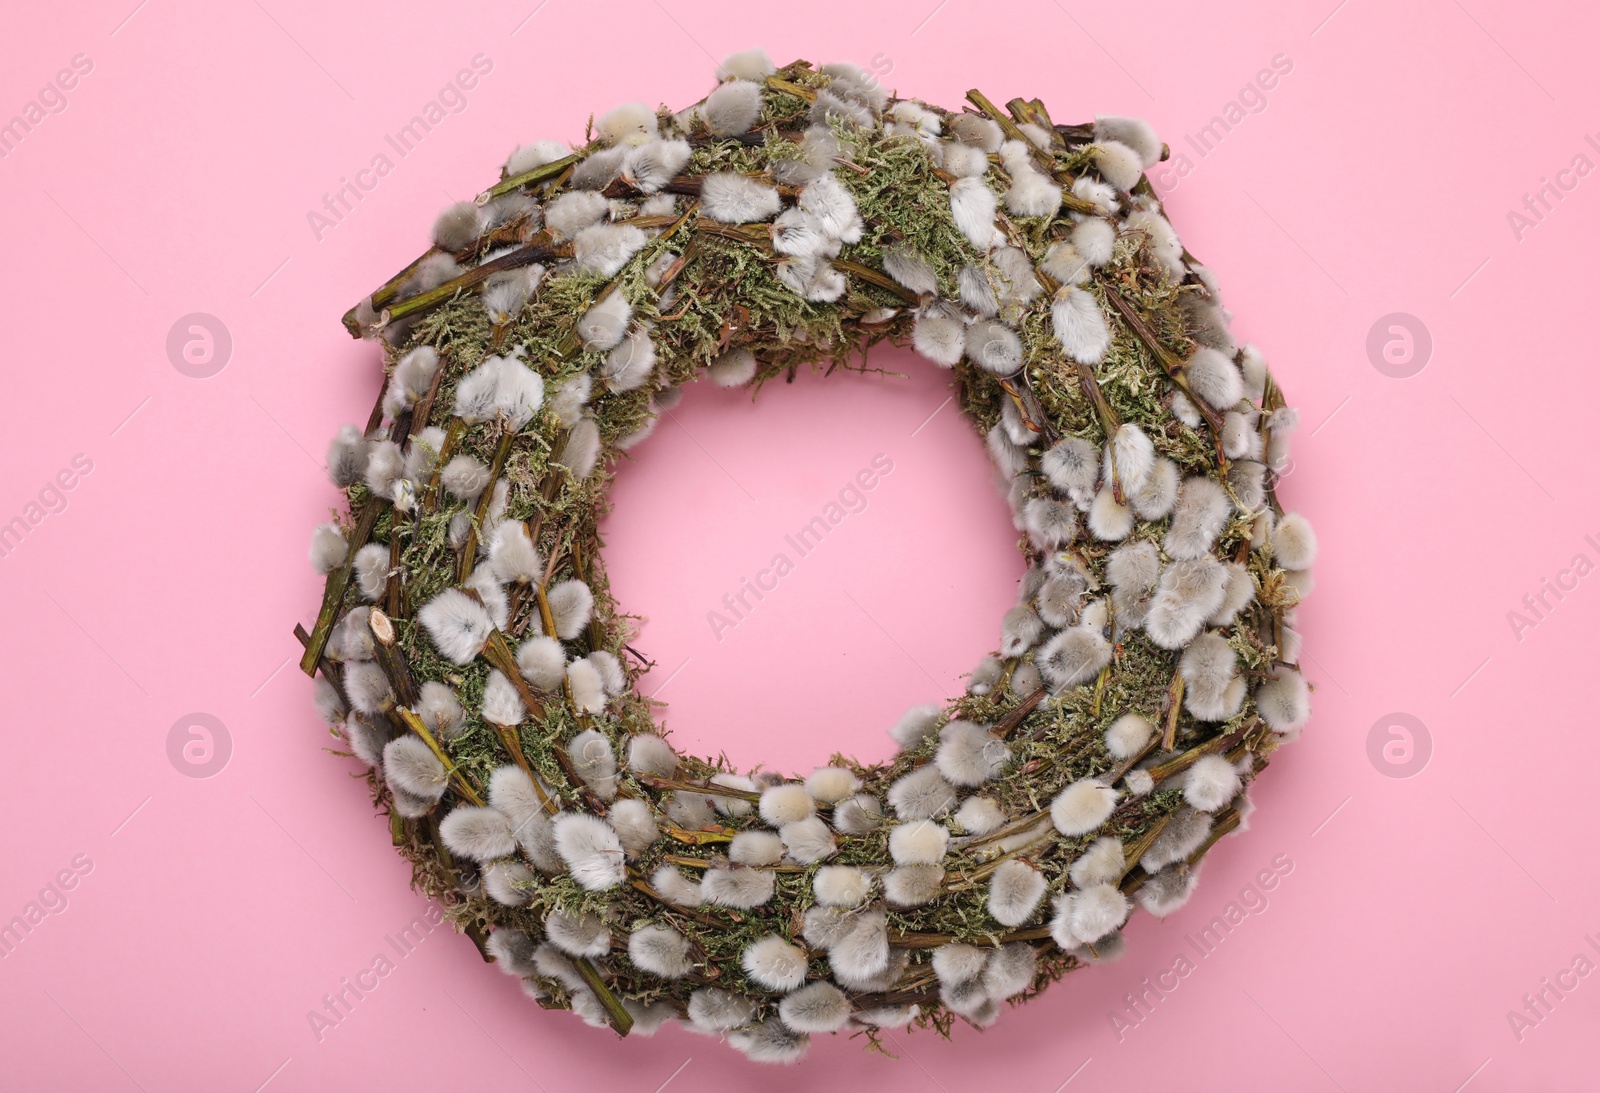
<box><xmin>1106</xmin><ymin>713</ymin><xmax>1154</xmax><ymax>760</ymax></box>
<box><xmin>1132</xmin><ymin>457</ymin><xmax>1180</xmax><ymax>520</ymax></box>
<box><xmin>689</xmin><ymin>986</ymin><xmax>757</xmax><ymax>1031</ymax></box>
<box><xmin>383</xmin><ymin>736</ymin><xmax>447</xmax><ymax>802</ymax></box>
<box><xmin>887</xmin><ymin>765</ymin><xmax>957</xmax><ymax>820</ymax></box>
<box><xmin>1069</xmin><ymin>836</ymin><xmax>1126</xmax><ymax>888</ymax></box>
<box><xmin>701</xmin><ymin>172</ymin><xmax>782</xmax><ymax>223</ymax></box>
<box><xmin>710</xmin><ymin>773</ymin><xmax>756</xmax><ymax>817</ymax></box>
<box><xmin>352</xmin><ymin>542</ymin><xmax>389</xmax><ymax>602</ymax></box>
<box><xmin>1255</xmin><ymin>668</ymin><xmax>1311</xmax><ymax>733</ymax></box>
<box><xmin>568</xmin><ymin>728</ymin><xmax>618</xmax><ymax>799</ymax></box>
<box><xmin>1091</xmin><ymin>140</ymin><xmax>1144</xmax><ymax>190</ymax></box>
<box><xmin>884</xmin><ymin>864</ymin><xmax>945</xmax><ymax>907</ymax></box>
<box><xmin>813</xmin><ymin>865</ymin><xmax>870</xmax><ymax>907</ymax></box>
<box><xmin>603</xmin><ymin>328</ymin><xmax>656</xmax><ymax>392</ymax></box>
<box><xmin>608</xmin><ymin>798</ymin><xmax>657</xmax><ymax>858</ymax></box>
<box><xmin>552</xmin><ymin>813</ymin><xmax>624</xmax><ymax>890</ymax></box>
<box><xmin>1140</xmin><ymin>807</ymin><xmax>1214</xmax><ymax>871</ymax></box>
<box><xmin>935</xmin><ymin>721</ymin><xmax>1010</xmax><ymax>786</ymax></box>
<box><xmin>573</xmin><ymin>223</ymin><xmax>647</xmax><ymax>277</ymax></box>
<box><xmin>1051</xmin><ymin>779</ymin><xmax>1117</xmax><ymax>837</ymax></box>
<box><xmin>701</xmin><ymin>865</ymin><xmax>775</xmax><ymax>909</ymax></box>
<box><xmin>1166</xmin><ymin>477</ymin><xmax>1233</xmax><ymax>560</ymax></box>
<box><xmin>1037</xmin><ymin>627</ymin><xmax>1112</xmax><ymax>692</ymax></box>
<box><xmin>546</xmin><ymin>910</ymin><xmax>610</xmax><ymax>958</ymax></box>
<box><xmin>730</xmin><ymin>830</ymin><xmax>783</xmax><ymax>866</ymax></box>
<box><xmin>889</xmin><ymin>819</ymin><xmax>949</xmax><ymax>865</ymax></box>
<box><xmin>965</xmin><ymin>319</ymin><xmax>1023</xmax><ymax>376</ymax></box>
<box><xmin>834</xmin><ymin>793</ymin><xmax>882</xmax><ymax>834</ymax></box>
<box><xmin>709</xmin><ymin>347</ymin><xmax>759</xmax><ymax>387</ymax></box>
<box><xmin>1107</xmin><ymin>424</ymin><xmax>1156</xmax><ymax>493</ymax></box>
<box><xmin>629</xmin><ymin>924</ymin><xmax>693</xmax><ymax>979</ymax></box>
<box><xmin>781</xmin><ymin>817</ymin><xmax>836</xmax><ymax>863</ymax></box>
<box><xmin>309</xmin><ymin>523</ymin><xmax>347</xmax><ymax>575</ymax></box>
<box><xmin>1088</xmin><ymin>485</ymin><xmax>1134</xmax><ymax>540</ymax></box>
<box><xmin>440</xmin><ymin>454</ymin><xmax>490</xmax><ymax>500</ymax></box>
<box><xmin>596</xmin><ymin>102</ymin><xmax>657</xmax><ymax>146</ymax></box>
<box><xmin>1186</xmin><ymin>347</ymin><xmax>1245</xmax><ymax>409</ymax></box>
<box><xmin>805</xmin><ymin>767</ymin><xmax>861</xmax><ymax>804</ymax></box>
<box><xmin>483</xmin><ymin>860</ymin><xmax>535</xmax><ymax>906</ymax></box>
<box><xmin>828</xmin><ymin>911</ymin><xmax>890</xmax><ymax>986</ymax></box>
<box><xmin>417</xmin><ymin>588</ymin><xmax>493</xmax><ymax>665</ymax></box>
<box><xmin>327</xmin><ymin>424</ymin><xmax>369</xmax><ymax>487</ymax></box>
<box><xmin>955</xmin><ymin>796</ymin><xmax>1005</xmax><ymax>836</ymax></box>
<box><xmin>544</xmin><ymin>190</ymin><xmax>607</xmax><ymax>240</ymax></box>
<box><xmin>480</xmin><ymin>669</ymin><xmax>526</xmax><ymax>728</ymax></box>
<box><xmin>545</xmin><ymin>579</ymin><xmax>593</xmax><ymax>640</ymax></box>
<box><xmin>487</xmin><ymin>521</ymin><xmax>541</xmax><ymax>584</ymax></box>
<box><xmin>741</xmin><ymin>935</ymin><xmax>807</xmax><ymax>991</ymax></box>
<box><xmin>627</xmin><ymin>733</ymin><xmax>678</xmax><ymax>778</ymax></box>
<box><xmin>651</xmin><ymin>865</ymin><xmax>702</xmax><ymax>907</ymax></box>
<box><xmin>576</xmin><ymin>291</ymin><xmax>632</xmax><ymax>351</ymax></box>
<box><xmin>1042</xmin><ymin>435</ymin><xmax>1099</xmax><ymax>494</ymax></box>
<box><xmin>987</xmin><ymin>859</ymin><xmax>1047</xmax><ymax>926</ymax></box>
<box><xmin>1184</xmin><ymin>754</ymin><xmax>1243</xmax><ymax>812</ymax></box>
<box><xmin>730</xmin><ymin>1019</ymin><xmax>808</xmax><ymax>1064</ymax></box>
<box><xmin>1274</xmin><ymin>512</ymin><xmax>1318</xmax><ymax>569</ymax></box>
<box><xmin>932</xmin><ymin>943</ymin><xmax>988</xmax><ymax>987</ymax></box>
<box><xmin>704</xmin><ymin>79</ymin><xmax>763</xmax><ymax>136</ymax></box>
<box><xmin>624</xmin><ymin>139</ymin><xmax>692</xmax><ymax>192</ymax></box>
<box><xmin>567</xmin><ymin>658</ymin><xmax>606</xmax><ymax>715</ymax></box>
<box><xmin>882</xmin><ymin>245</ymin><xmax>939</xmax><ymax>297</ymax></box>
<box><xmin>1051</xmin><ymin>286</ymin><xmax>1111</xmax><ymax>363</ymax></box>
<box><xmin>432</xmin><ymin>201</ymin><xmax>484</xmax><ymax>252</ymax></box>
<box><xmin>1072</xmin><ymin>217</ymin><xmax>1116</xmax><ymax>266</ymax></box>
<box><xmin>1094</xmin><ymin>115</ymin><xmax>1163</xmax><ymax>167</ymax></box>
<box><xmin>1181</xmin><ymin>633</ymin><xmax>1243</xmax><ymax>722</ymax></box>
<box><xmin>949</xmin><ymin>177</ymin><xmax>999</xmax><ymax>250</ymax></box>
<box><xmin>1138</xmin><ymin>863</ymin><xmax>1198</xmax><ymax>917</ymax></box>
<box><xmin>911</xmin><ymin>312</ymin><xmax>965</xmax><ymax>367</ymax></box>
<box><xmin>1058</xmin><ymin>883</ymin><xmax>1130</xmax><ymax>946</ymax></box>
<box><xmin>1144</xmin><ymin>556</ymin><xmax>1229</xmax><ymax>649</ymax></box>
<box><xmin>889</xmin><ymin>703</ymin><xmax>943</xmax><ymax>750</ymax></box>
<box><xmin>759</xmin><ymin>783</ymin><xmax>814</xmax><ymax>826</ymax></box>
<box><xmin>439</xmin><ymin>805</ymin><xmax>516</xmax><ymax>862</ymax></box>
<box><xmin>515</xmin><ymin>636</ymin><xmax>566</xmax><ymax>691</ymax></box>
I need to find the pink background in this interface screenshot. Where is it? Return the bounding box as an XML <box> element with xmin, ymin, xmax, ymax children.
<box><xmin>2</xmin><ymin>0</ymin><xmax>1596</xmax><ymax>1089</ymax></box>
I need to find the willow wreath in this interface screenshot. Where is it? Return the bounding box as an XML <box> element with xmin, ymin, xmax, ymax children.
<box><xmin>297</xmin><ymin>49</ymin><xmax>1317</xmax><ymax>1063</ymax></box>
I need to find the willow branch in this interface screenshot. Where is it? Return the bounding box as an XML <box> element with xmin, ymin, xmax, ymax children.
<box><xmin>300</xmin><ymin>498</ymin><xmax>390</xmax><ymax>675</ymax></box>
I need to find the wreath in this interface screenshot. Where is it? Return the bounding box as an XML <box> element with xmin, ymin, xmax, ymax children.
<box><xmin>297</xmin><ymin>49</ymin><xmax>1317</xmax><ymax>1063</ymax></box>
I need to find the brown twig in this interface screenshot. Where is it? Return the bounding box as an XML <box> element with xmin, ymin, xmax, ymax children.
<box><xmin>300</xmin><ymin>499</ymin><xmax>390</xmax><ymax>675</ymax></box>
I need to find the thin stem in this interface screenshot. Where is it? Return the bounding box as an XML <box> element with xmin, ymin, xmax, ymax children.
<box><xmin>1162</xmin><ymin>669</ymin><xmax>1184</xmax><ymax>750</ymax></box>
<box><xmin>1102</xmin><ymin>285</ymin><xmax>1231</xmax><ymax>471</ymax></box>
<box><xmin>421</xmin><ymin>418</ymin><xmax>468</xmax><ymax>513</ymax></box>
<box><xmin>457</xmin><ymin>430</ymin><xmax>517</xmax><ymax>584</ymax></box>
<box><xmin>299</xmin><ymin>499</ymin><xmax>389</xmax><ymax>675</ymax></box>
<box><xmin>368</xmin><ymin>608</ymin><xmax>419</xmax><ymax>707</ymax></box>
<box><xmin>379</xmin><ymin>238</ymin><xmax>570</xmax><ymax>330</ymax></box>
<box><xmin>394</xmin><ymin>706</ymin><xmax>485</xmax><ymax>806</ymax></box>
<box><xmin>832</xmin><ymin>259</ymin><xmax>921</xmax><ymax>305</ymax></box>
<box><xmin>571</xmin><ymin>955</ymin><xmax>635</xmax><ymax>1036</ymax></box>
<box><xmin>1146</xmin><ymin>719</ymin><xmax>1257</xmax><ymax>788</ymax></box>
<box><xmin>1074</xmin><ymin>359</ymin><xmax>1124</xmax><ymax>502</ymax></box>
<box><xmin>992</xmin><ymin>685</ymin><xmax>1047</xmax><ymax>739</ymax></box>
<box><xmin>965</xmin><ymin>88</ymin><xmax>1101</xmax><ymax>215</ymax></box>
<box><xmin>476</xmin><ymin>154</ymin><xmax>582</xmax><ymax>204</ymax></box>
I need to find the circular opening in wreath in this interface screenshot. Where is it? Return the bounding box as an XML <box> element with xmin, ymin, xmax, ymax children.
<box><xmin>602</xmin><ymin>352</ymin><xmax>1024</xmax><ymax>772</ymax></box>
